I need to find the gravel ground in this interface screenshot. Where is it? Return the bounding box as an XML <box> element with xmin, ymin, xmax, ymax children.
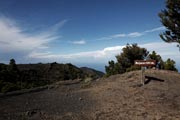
<box><xmin>0</xmin><ymin>70</ymin><xmax>180</xmax><ymax>120</ymax></box>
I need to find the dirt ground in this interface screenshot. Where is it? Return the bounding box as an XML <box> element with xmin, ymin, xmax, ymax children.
<box><xmin>0</xmin><ymin>70</ymin><xmax>180</xmax><ymax>120</ymax></box>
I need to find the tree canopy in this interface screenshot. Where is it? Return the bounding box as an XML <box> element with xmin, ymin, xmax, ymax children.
<box><xmin>159</xmin><ymin>0</ymin><xmax>180</xmax><ymax>50</ymax></box>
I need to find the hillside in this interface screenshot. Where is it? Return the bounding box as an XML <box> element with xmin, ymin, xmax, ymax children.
<box><xmin>0</xmin><ymin>70</ymin><xmax>180</xmax><ymax>120</ymax></box>
<box><xmin>17</xmin><ymin>63</ymin><xmax>104</xmax><ymax>82</ymax></box>
<box><xmin>17</xmin><ymin>63</ymin><xmax>84</xmax><ymax>82</ymax></box>
<box><xmin>80</xmin><ymin>67</ymin><xmax>104</xmax><ymax>78</ymax></box>
<box><xmin>0</xmin><ymin>62</ymin><xmax>104</xmax><ymax>93</ymax></box>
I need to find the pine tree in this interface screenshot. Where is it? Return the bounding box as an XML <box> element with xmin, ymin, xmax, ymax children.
<box><xmin>8</xmin><ymin>59</ymin><xmax>19</xmax><ymax>83</ymax></box>
<box><xmin>148</xmin><ymin>51</ymin><xmax>164</xmax><ymax>69</ymax></box>
<box><xmin>159</xmin><ymin>0</ymin><xmax>180</xmax><ymax>51</ymax></box>
<box><xmin>164</xmin><ymin>58</ymin><xmax>177</xmax><ymax>71</ymax></box>
<box><xmin>9</xmin><ymin>59</ymin><xmax>18</xmax><ymax>72</ymax></box>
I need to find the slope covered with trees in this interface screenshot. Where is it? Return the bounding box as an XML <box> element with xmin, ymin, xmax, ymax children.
<box><xmin>0</xmin><ymin>60</ymin><xmax>104</xmax><ymax>93</ymax></box>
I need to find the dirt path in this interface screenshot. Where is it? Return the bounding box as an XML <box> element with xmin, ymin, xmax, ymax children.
<box><xmin>0</xmin><ymin>70</ymin><xmax>180</xmax><ymax>120</ymax></box>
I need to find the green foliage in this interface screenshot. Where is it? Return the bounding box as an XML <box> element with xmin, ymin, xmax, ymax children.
<box><xmin>1</xmin><ymin>82</ymin><xmax>20</xmax><ymax>93</ymax></box>
<box><xmin>105</xmin><ymin>61</ymin><xmax>124</xmax><ymax>77</ymax></box>
<box><xmin>0</xmin><ymin>59</ymin><xmax>21</xmax><ymax>92</ymax></box>
<box><xmin>164</xmin><ymin>58</ymin><xmax>177</xmax><ymax>71</ymax></box>
<box><xmin>9</xmin><ymin>59</ymin><xmax>17</xmax><ymax>71</ymax></box>
<box><xmin>148</xmin><ymin>51</ymin><xmax>161</xmax><ymax>61</ymax></box>
<box><xmin>105</xmin><ymin>44</ymin><xmax>148</xmax><ymax>77</ymax></box>
<box><xmin>117</xmin><ymin>44</ymin><xmax>148</xmax><ymax>64</ymax></box>
<box><xmin>159</xmin><ymin>0</ymin><xmax>180</xmax><ymax>50</ymax></box>
<box><xmin>148</xmin><ymin>51</ymin><xmax>164</xmax><ymax>69</ymax></box>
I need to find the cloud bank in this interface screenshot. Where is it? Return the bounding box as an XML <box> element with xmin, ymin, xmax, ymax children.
<box><xmin>28</xmin><ymin>42</ymin><xmax>180</xmax><ymax>67</ymax></box>
<box><xmin>28</xmin><ymin>45</ymin><xmax>124</xmax><ymax>63</ymax></box>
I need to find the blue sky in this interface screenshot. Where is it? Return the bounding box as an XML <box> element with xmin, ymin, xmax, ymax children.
<box><xmin>0</xmin><ymin>0</ymin><xmax>179</xmax><ymax>72</ymax></box>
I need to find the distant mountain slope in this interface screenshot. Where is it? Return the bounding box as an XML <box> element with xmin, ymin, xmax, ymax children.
<box><xmin>17</xmin><ymin>63</ymin><xmax>84</xmax><ymax>82</ymax></box>
<box><xmin>17</xmin><ymin>63</ymin><xmax>104</xmax><ymax>82</ymax></box>
<box><xmin>0</xmin><ymin>62</ymin><xmax>104</xmax><ymax>93</ymax></box>
<box><xmin>80</xmin><ymin>67</ymin><xmax>104</xmax><ymax>78</ymax></box>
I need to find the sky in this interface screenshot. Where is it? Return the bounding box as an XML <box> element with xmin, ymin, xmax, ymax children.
<box><xmin>0</xmin><ymin>0</ymin><xmax>179</xmax><ymax>72</ymax></box>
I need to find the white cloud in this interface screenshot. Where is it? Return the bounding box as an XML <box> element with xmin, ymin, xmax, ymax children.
<box><xmin>111</xmin><ymin>34</ymin><xmax>126</xmax><ymax>38</ymax></box>
<box><xmin>140</xmin><ymin>42</ymin><xmax>171</xmax><ymax>50</ymax></box>
<box><xmin>0</xmin><ymin>17</ymin><xmax>66</xmax><ymax>53</ymax></box>
<box><xmin>97</xmin><ymin>26</ymin><xmax>165</xmax><ymax>40</ymax></box>
<box><xmin>140</xmin><ymin>42</ymin><xmax>180</xmax><ymax>59</ymax></box>
<box><xmin>144</xmin><ymin>26</ymin><xmax>165</xmax><ymax>33</ymax></box>
<box><xmin>97</xmin><ymin>37</ymin><xmax>112</xmax><ymax>40</ymax></box>
<box><xmin>70</xmin><ymin>40</ymin><xmax>86</xmax><ymax>45</ymax></box>
<box><xmin>48</xmin><ymin>19</ymin><xmax>68</xmax><ymax>32</ymax></box>
<box><xmin>127</xmin><ymin>32</ymin><xmax>143</xmax><ymax>37</ymax></box>
<box><xmin>97</xmin><ymin>32</ymin><xmax>143</xmax><ymax>40</ymax></box>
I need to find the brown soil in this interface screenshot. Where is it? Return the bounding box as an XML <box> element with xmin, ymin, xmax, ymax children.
<box><xmin>0</xmin><ymin>70</ymin><xmax>180</xmax><ymax>120</ymax></box>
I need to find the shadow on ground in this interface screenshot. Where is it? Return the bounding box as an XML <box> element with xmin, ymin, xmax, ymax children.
<box><xmin>145</xmin><ymin>76</ymin><xmax>165</xmax><ymax>84</ymax></box>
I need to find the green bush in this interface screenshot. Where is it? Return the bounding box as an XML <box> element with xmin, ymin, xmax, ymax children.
<box><xmin>164</xmin><ymin>58</ymin><xmax>177</xmax><ymax>71</ymax></box>
<box><xmin>1</xmin><ymin>82</ymin><xmax>20</xmax><ymax>93</ymax></box>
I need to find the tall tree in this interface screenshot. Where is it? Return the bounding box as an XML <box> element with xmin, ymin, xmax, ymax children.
<box><xmin>159</xmin><ymin>0</ymin><xmax>180</xmax><ymax>50</ymax></box>
<box><xmin>116</xmin><ymin>43</ymin><xmax>148</xmax><ymax>69</ymax></box>
<box><xmin>8</xmin><ymin>59</ymin><xmax>19</xmax><ymax>83</ymax></box>
<box><xmin>9</xmin><ymin>59</ymin><xmax>18</xmax><ymax>72</ymax></box>
<box><xmin>105</xmin><ymin>61</ymin><xmax>123</xmax><ymax>77</ymax></box>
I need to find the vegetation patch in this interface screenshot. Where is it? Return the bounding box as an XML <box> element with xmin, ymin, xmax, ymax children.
<box><xmin>105</xmin><ymin>44</ymin><xmax>178</xmax><ymax>77</ymax></box>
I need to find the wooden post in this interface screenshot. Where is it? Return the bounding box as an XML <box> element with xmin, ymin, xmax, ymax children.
<box><xmin>135</xmin><ymin>60</ymin><xmax>156</xmax><ymax>86</ymax></box>
<box><xmin>141</xmin><ymin>67</ymin><xmax>145</xmax><ymax>85</ymax></box>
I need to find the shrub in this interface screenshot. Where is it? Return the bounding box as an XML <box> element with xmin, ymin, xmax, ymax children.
<box><xmin>1</xmin><ymin>82</ymin><xmax>20</xmax><ymax>93</ymax></box>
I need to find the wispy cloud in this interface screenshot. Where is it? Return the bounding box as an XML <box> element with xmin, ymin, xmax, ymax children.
<box><xmin>144</xmin><ymin>26</ymin><xmax>165</xmax><ymax>33</ymax></box>
<box><xmin>97</xmin><ymin>27</ymin><xmax>165</xmax><ymax>40</ymax></box>
<box><xmin>50</xmin><ymin>19</ymin><xmax>68</xmax><ymax>32</ymax></box>
<box><xmin>140</xmin><ymin>42</ymin><xmax>179</xmax><ymax>58</ymax></box>
<box><xmin>0</xmin><ymin>16</ymin><xmax>67</xmax><ymax>53</ymax></box>
<box><xmin>111</xmin><ymin>34</ymin><xmax>126</xmax><ymax>38</ymax></box>
<box><xmin>70</xmin><ymin>40</ymin><xmax>86</xmax><ymax>45</ymax></box>
<box><xmin>127</xmin><ymin>32</ymin><xmax>143</xmax><ymax>37</ymax></box>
